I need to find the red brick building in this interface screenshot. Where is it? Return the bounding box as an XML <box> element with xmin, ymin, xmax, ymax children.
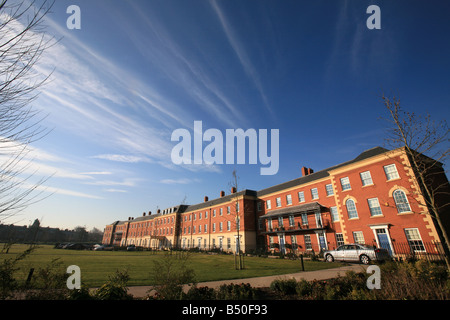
<box><xmin>102</xmin><ymin>146</ymin><xmax>450</xmax><ymax>258</ymax></box>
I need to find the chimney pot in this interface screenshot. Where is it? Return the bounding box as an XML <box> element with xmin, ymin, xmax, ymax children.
<box><xmin>220</xmin><ymin>190</ymin><xmax>225</xmax><ymax>197</ymax></box>
<box><xmin>231</xmin><ymin>187</ymin><xmax>237</xmax><ymax>194</ymax></box>
<box><xmin>143</xmin><ymin>212</ymin><xmax>146</xmax><ymax>217</ymax></box>
<box><xmin>157</xmin><ymin>209</ymin><xmax>160</xmax><ymax>214</ymax></box>
<box><xmin>148</xmin><ymin>211</ymin><xmax>151</xmax><ymax>215</ymax></box>
<box><xmin>308</xmin><ymin>168</ymin><xmax>314</xmax><ymax>175</ymax></box>
<box><xmin>204</xmin><ymin>196</ymin><xmax>209</xmax><ymax>202</ymax></box>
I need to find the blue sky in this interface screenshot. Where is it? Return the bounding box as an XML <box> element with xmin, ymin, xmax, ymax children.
<box><xmin>5</xmin><ymin>0</ymin><xmax>450</xmax><ymax>231</ymax></box>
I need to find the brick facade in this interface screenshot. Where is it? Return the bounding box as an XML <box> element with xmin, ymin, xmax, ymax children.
<box><xmin>102</xmin><ymin>146</ymin><xmax>450</xmax><ymax>257</ymax></box>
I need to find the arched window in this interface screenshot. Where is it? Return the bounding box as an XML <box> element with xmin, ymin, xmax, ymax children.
<box><xmin>393</xmin><ymin>189</ymin><xmax>411</xmax><ymax>213</ymax></box>
<box><xmin>346</xmin><ymin>199</ymin><xmax>358</xmax><ymax>219</ymax></box>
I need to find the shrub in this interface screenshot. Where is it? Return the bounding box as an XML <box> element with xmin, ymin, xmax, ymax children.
<box><xmin>93</xmin><ymin>269</ymin><xmax>133</xmax><ymax>300</ymax></box>
<box><xmin>149</xmin><ymin>252</ymin><xmax>196</xmax><ymax>300</ymax></box>
<box><xmin>185</xmin><ymin>286</ymin><xmax>216</xmax><ymax>300</ymax></box>
<box><xmin>215</xmin><ymin>283</ymin><xmax>262</xmax><ymax>300</ymax></box>
<box><xmin>270</xmin><ymin>278</ymin><xmax>297</xmax><ymax>296</ymax></box>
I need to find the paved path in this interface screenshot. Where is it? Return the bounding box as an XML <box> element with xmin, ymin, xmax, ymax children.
<box><xmin>126</xmin><ymin>264</ymin><xmax>368</xmax><ymax>299</ymax></box>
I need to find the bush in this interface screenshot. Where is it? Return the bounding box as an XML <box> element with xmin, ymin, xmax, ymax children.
<box><xmin>185</xmin><ymin>286</ymin><xmax>216</xmax><ymax>300</ymax></box>
<box><xmin>270</xmin><ymin>278</ymin><xmax>297</xmax><ymax>296</ymax></box>
<box><xmin>93</xmin><ymin>269</ymin><xmax>133</xmax><ymax>300</ymax></box>
<box><xmin>215</xmin><ymin>283</ymin><xmax>262</xmax><ymax>300</ymax></box>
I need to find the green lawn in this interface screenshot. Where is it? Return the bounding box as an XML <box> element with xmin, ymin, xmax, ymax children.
<box><xmin>1</xmin><ymin>244</ymin><xmax>343</xmax><ymax>287</ymax></box>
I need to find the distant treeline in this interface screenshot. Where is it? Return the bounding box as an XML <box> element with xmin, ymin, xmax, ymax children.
<box><xmin>0</xmin><ymin>219</ymin><xmax>102</xmax><ymax>244</ymax></box>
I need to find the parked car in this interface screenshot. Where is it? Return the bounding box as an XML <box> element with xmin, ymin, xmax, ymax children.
<box><xmin>324</xmin><ymin>244</ymin><xmax>390</xmax><ymax>264</ymax></box>
<box><xmin>94</xmin><ymin>244</ymin><xmax>114</xmax><ymax>251</ymax></box>
<box><xmin>126</xmin><ymin>244</ymin><xmax>136</xmax><ymax>251</ymax></box>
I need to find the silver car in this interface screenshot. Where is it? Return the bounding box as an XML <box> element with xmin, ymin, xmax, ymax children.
<box><xmin>324</xmin><ymin>244</ymin><xmax>390</xmax><ymax>264</ymax></box>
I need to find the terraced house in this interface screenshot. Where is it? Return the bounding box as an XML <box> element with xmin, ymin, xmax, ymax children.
<box><xmin>102</xmin><ymin>146</ymin><xmax>450</xmax><ymax>259</ymax></box>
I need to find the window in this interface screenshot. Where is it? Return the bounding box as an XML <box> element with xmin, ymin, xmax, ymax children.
<box><xmin>236</xmin><ymin>217</ymin><xmax>240</xmax><ymax>231</ymax></box>
<box><xmin>227</xmin><ymin>206</ymin><xmax>230</xmax><ymax>214</ymax></box>
<box><xmin>266</xmin><ymin>200</ymin><xmax>272</xmax><ymax>209</ymax></box>
<box><xmin>304</xmin><ymin>235</ymin><xmax>312</xmax><ymax>250</ymax></box>
<box><xmin>213</xmin><ymin>209</ymin><xmax>216</xmax><ymax>217</ymax></box>
<box><xmin>393</xmin><ymin>189</ymin><xmax>411</xmax><ymax>213</ymax></box>
<box><xmin>384</xmin><ymin>164</ymin><xmax>400</xmax><ymax>180</ymax></box>
<box><xmin>198</xmin><ymin>224</ymin><xmax>201</xmax><ymax>233</ymax></box>
<box><xmin>219</xmin><ymin>222</ymin><xmax>223</xmax><ymax>232</ymax></box>
<box><xmin>212</xmin><ymin>223</ymin><xmax>216</xmax><ymax>232</ymax></box>
<box><xmin>346</xmin><ymin>199</ymin><xmax>358</xmax><ymax>219</ymax></box>
<box><xmin>257</xmin><ymin>202</ymin><xmax>262</xmax><ymax>211</ymax></box>
<box><xmin>204</xmin><ymin>224</ymin><xmax>207</xmax><ymax>233</ymax></box>
<box><xmin>301</xmin><ymin>213</ymin><xmax>308</xmax><ymax>226</ymax></box>
<box><xmin>405</xmin><ymin>228</ymin><xmax>425</xmax><ymax>252</ymax></box>
<box><xmin>336</xmin><ymin>233</ymin><xmax>345</xmax><ymax>246</ymax></box>
<box><xmin>205</xmin><ymin>211</ymin><xmax>208</xmax><ymax>219</ymax></box>
<box><xmin>286</xmin><ymin>194</ymin><xmax>292</xmax><ymax>205</ymax></box>
<box><xmin>298</xmin><ymin>191</ymin><xmax>305</xmax><ymax>202</ymax></box>
<box><xmin>330</xmin><ymin>206</ymin><xmax>339</xmax><ymax>222</ymax></box>
<box><xmin>236</xmin><ymin>202</ymin><xmax>240</xmax><ymax>212</ymax></box>
<box><xmin>360</xmin><ymin>171</ymin><xmax>373</xmax><ymax>186</ymax></box>
<box><xmin>268</xmin><ymin>218</ymin><xmax>273</xmax><ymax>229</ymax></box>
<box><xmin>227</xmin><ymin>238</ymin><xmax>231</xmax><ymax>250</ymax></box>
<box><xmin>199</xmin><ymin>212</ymin><xmax>202</xmax><ymax>219</ymax></box>
<box><xmin>325</xmin><ymin>184</ymin><xmax>334</xmax><ymax>196</ymax></box>
<box><xmin>227</xmin><ymin>221</ymin><xmax>231</xmax><ymax>231</ymax></box>
<box><xmin>353</xmin><ymin>231</ymin><xmax>365</xmax><ymax>244</ymax></box>
<box><xmin>291</xmin><ymin>235</ymin><xmax>297</xmax><ymax>249</ymax></box>
<box><xmin>368</xmin><ymin>198</ymin><xmax>382</xmax><ymax>216</ymax></box>
<box><xmin>220</xmin><ymin>208</ymin><xmax>223</xmax><ymax>216</ymax></box>
<box><xmin>278</xmin><ymin>216</ymin><xmax>284</xmax><ymax>227</ymax></box>
<box><xmin>340</xmin><ymin>177</ymin><xmax>351</xmax><ymax>191</ymax></box>
<box><xmin>275</xmin><ymin>197</ymin><xmax>281</xmax><ymax>207</ymax></box>
<box><xmin>311</xmin><ymin>188</ymin><xmax>319</xmax><ymax>200</ymax></box>
<box><xmin>288</xmin><ymin>215</ymin><xmax>295</xmax><ymax>227</ymax></box>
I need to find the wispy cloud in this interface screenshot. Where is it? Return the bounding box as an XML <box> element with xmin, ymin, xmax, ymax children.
<box><xmin>159</xmin><ymin>178</ymin><xmax>201</xmax><ymax>185</ymax></box>
<box><xmin>104</xmin><ymin>189</ymin><xmax>128</xmax><ymax>193</ymax></box>
<box><xmin>91</xmin><ymin>154</ymin><xmax>152</xmax><ymax>164</ymax></box>
<box><xmin>209</xmin><ymin>0</ymin><xmax>274</xmax><ymax>117</ymax></box>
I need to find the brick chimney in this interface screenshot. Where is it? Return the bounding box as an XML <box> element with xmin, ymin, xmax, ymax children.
<box><xmin>301</xmin><ymin>167</ymin><xmax>308</xmax><ymax>176</ymax></box>
<box><xmin>231</xmin><ymin>187</ymin><xmax>237</xmax><ymax>194</ymax></box>
<box><xmin>301</xmin><ymin>167</ymin><xmax>314</xmax><ymax>177</ymax></box>
<box><xmin>142</xmin><ymin>212</ymin><xmax>146</xmax><ymax>217</ymax></box>
<box><xmin>204</xmin><ymin>196</ymin><xmax>209</xmax><ymax>202</ymax></box>
<box><xmin>220</xmin><ymin>190</ymin><xmax>225</xmax><ymax>197</ymax></box>
<box><xmin>157</xmin><ymin>209</ymin><xmax>160</xmax><ymax>214</ymax></box>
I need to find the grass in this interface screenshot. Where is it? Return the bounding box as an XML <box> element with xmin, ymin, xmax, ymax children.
<box><xmin>1</xmin><ymin>244</ymin><xmax>343</xmax><ymax>287</ymax></box>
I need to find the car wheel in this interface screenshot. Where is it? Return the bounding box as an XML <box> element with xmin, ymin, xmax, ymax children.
<box><xmin>360</xmin><ymin>254</ymin><xmax>370</xmax><ymax>265</ymax></box>
<box><xmin>325</xmin><ymin>254</ymin><xmax>334</xmax><ymax>262</ymax></box>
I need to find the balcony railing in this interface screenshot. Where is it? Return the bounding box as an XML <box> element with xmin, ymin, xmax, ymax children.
<box><xmin>262</xmin><ymin>221</ymin><xmax>330</xmax><ymax>234</ymax></box>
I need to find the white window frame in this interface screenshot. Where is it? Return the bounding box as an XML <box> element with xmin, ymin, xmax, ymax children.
<box><xmin>346</xmin><ymin>199</ymin><xmax>358</xmax><ymax>219</ymax></box>
<box><xmin>298</xmin><ymin>191</ymin><xmax>305</xmax><ymax>202</ymax></box>
<box><xmin>368</xmin><ymin>198</ymin><xmax>383</xmax><ymax>216</ymax></box>
<box><xmin>340</xmin><ymin>177</ymin><xmax>351</xmax><ymax>191</ymax></box>
<box><xmin>325</xmin><ymin>184</ymin><xmax>334</xmax><ymax>196</ymax></box>
<box><xmin>286</xmin><ymin>194</ymin><xmax>292</xmax><ymax>205</ymax></box>
<box><xmin>384</xmin><ymin>164</ymin><xmax>400</xmax><ymax>180</ymax></box>
<box><xmin>360</xmin><ymin>171</ymin><xmax>373</xmax><ymax>186</ymax></box>
<box><xmin>311</xmin><ymin>188</ymin><xmax>319</xmax><ymax>200</ymax></box>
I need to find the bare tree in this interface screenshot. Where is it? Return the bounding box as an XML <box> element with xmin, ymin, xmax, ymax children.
<box><xmin>228</xmin><ymin>169</ymin><xmax>244</xmax><ymax>270</ymax></box>
<box><xmin>0</xmin><ymin>0</ymin><xmax>54</xmax><ymax>222</ymax></box>
<box><xmin>382</xmin><ymin>93</ymin><xmax>450</xmax><ymax>269</ymax></box>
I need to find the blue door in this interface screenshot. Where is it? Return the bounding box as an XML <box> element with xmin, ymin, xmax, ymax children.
<box><xmin>376</xmin><ymin>229</ymin><xmax>392</xmax><ymax>255</ymax></box>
